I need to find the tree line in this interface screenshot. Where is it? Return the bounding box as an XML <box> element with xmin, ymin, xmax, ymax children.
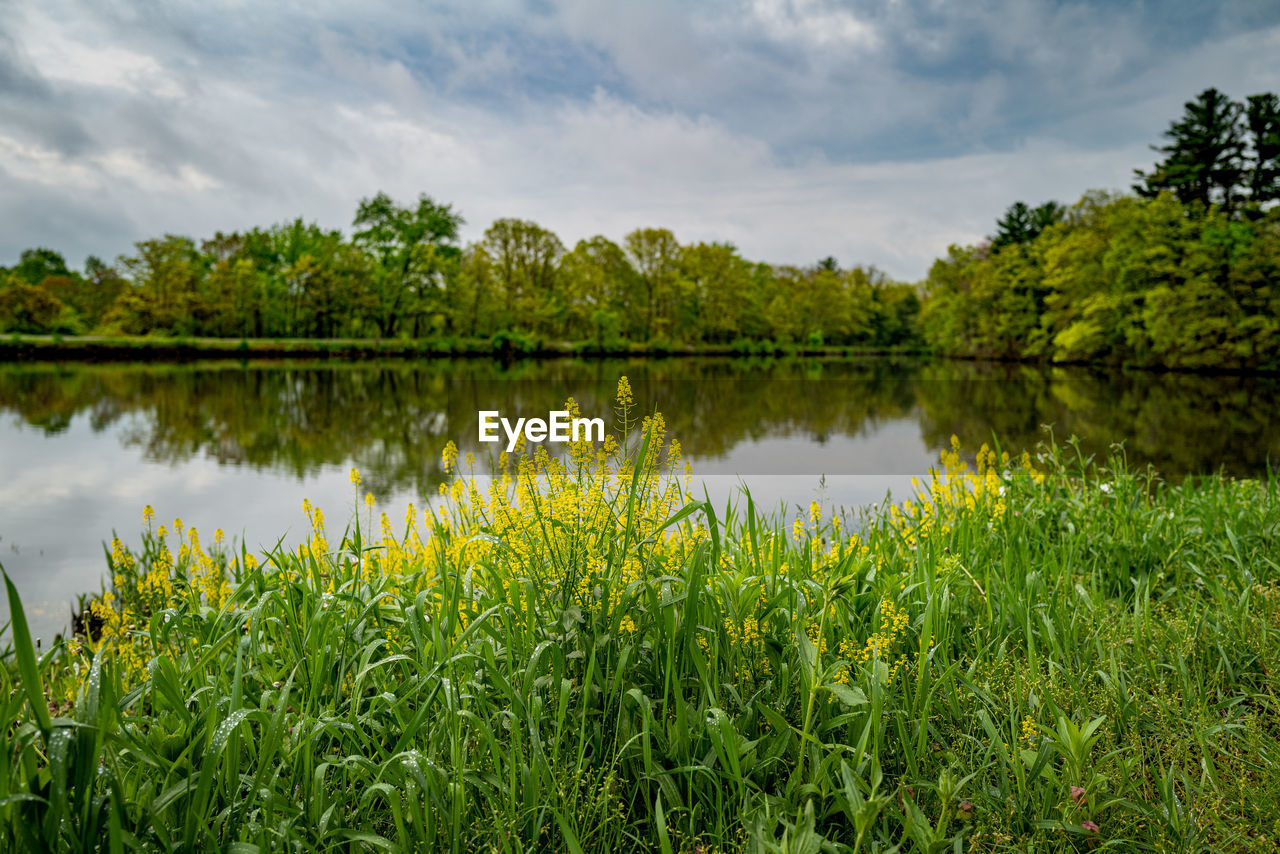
<box><xmin>923</xmin><ymin>88</ymin><xmax>1280</xmax><ymax>370</ymax></box>
<box><xmin>2</xmin><ymin>87</ymin><xmax>1278</xmax><ymax>369</ymax></box>
<box><xmin>0</xmin><ymin>197</ymin><xmax>919</xmax><ymax>351</ymax></box>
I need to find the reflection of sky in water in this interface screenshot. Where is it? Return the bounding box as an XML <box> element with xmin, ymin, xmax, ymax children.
<box><xmin>0</xmin><ymin>410</ymin><xmax>931</xmax><ymax>643</ymax></box>
<box><xmin>690</xmin><ymin>422</ymin><xmax>935</xmax><ymax>475</ymax></box>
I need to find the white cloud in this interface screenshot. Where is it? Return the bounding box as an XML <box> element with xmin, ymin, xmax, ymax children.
<box><xmin>552</xmin><ymin>0</ymin><xmax>720</xmax><ymax>100</ymax></box>
<box><xmin>99</xmin><ymin>152</ymin><xmax>221</xmax><ymax>193</ymax></box>
<box><xmin>0</xmin><ymin>135</ymin><xmax>99</xmax><ymax>187</ymax></box>
<box><xmin>18</xmin><ymin>9</ymin><xmax>185</xmax><ymax>98</ymax></box>
<box><xmin>2</xmin><ymin>0</ymin><xmax>1280</xmax><ymax>279</ymax></box>
<box><xmin>0</xmin><ymin>136</ymin><xmax>220</xmax><ymax>193</ymax></box>
<box><xmin>749</xmin><ymin>0</ymin><xmax>879</xmax><ymax>49</ymax></box>
<box><xmin>311</xmin><ymin>91</ymin><xmax>1144</xmax><ymax>275</ymax></box>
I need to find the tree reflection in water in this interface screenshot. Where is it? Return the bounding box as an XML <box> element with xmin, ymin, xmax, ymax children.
<box><xmin>1</xmin><ymin>357</ymin><xmax>1277</xmax><ymax>496</ymax></box>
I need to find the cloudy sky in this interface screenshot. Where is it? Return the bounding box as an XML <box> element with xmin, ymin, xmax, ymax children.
<box><xmin>2</xmin><ymin>0</ymin><xmax>1279</xmax><ymax>280</ymax></box>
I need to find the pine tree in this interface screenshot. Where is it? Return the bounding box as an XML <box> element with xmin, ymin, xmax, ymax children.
<box><xmin>1134</xmin><ymin>88</ymin><xmax>1246</xmax><ymax>214</ymax></box>
<box><xmin>991</xmin><ymin>201</ymin><xmax>1063</xmax><ymax>249</ymax></box>
<box><xmin>1245</xmin><ymin>93</ymin><xmax>1280</xmax><ymax>209</ymax></box>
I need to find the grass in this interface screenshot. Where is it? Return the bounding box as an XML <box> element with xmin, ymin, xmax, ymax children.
<box><xmin>0</xmin><ymin>332</ymin><xmax>928</xmax><ymax>362</ymax></box>
<box><xmin>2</xmin><ymin>381</ymin><xmax>1279</xmax><ymax>852</ymax></box>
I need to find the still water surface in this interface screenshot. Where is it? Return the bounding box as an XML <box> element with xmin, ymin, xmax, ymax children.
<box><xmin>2</xmin><ymin>356</ymin><xmax>1278</xmax><ymax>642</ymax></box>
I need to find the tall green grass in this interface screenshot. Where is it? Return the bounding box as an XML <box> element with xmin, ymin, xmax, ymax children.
<box><xmin>2</xmin><ymin>434</ymin><xmax>1279</xmax><ymax>852</ymax></box>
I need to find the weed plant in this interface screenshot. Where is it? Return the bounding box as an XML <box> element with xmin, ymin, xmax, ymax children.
<box><xmin>2</xmin><ymin>379</ymin><xmax>1279</xmax><ymax>851</ymax></box>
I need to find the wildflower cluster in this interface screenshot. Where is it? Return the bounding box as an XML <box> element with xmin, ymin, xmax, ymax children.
<box><xmin>278</xmin><ymin>380</ymin><xmax>701</xmax><ymax>637</ymax></box>
<box><xmin>20</xmin><ymin>413</ymin><xmax>1280</xmax><ymax>854</ymax></box>
<box><xmin>836</xmin><ymin>597</ymin><xmax>911</xmax><ymax>683</ymax></box>
<box><xmin>717</xmin><ymin>583</ymin><xmax>772</xmax><ymax>681</ymax></box>
<box><xmin>68</xmin><ymin>391</ymin><xmax>1053</xmax><ymax>720</ymax></box>
<box><xmin>891</xmin><ymin>436</ymin><xmax>1041</xmax><ymax>546</ymax></box>
<box><xmin>1022</xmin><ymin>714</ymin><xmax>1039</xmax><ymax>746</ymax></box>
<box><xmin>82</xmin><ymin>514</ymin><xmax>238</xmax><ymax>690</ymax></box>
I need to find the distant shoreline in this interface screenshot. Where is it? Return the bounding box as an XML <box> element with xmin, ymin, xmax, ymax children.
<box><xmin>2</xmin><ymin>334</ymin><xmax>1278</xmax><ymax>377</ymax></box>
<box><xmin>0</xmin><ymin>333</ymin><xmax>929</xmax><ymax>363</ymax></box>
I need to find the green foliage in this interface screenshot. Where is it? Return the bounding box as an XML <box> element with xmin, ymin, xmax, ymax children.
<box><xmin>353</xmin><ymin>192</ymin><xmax>463</xmax><ymax>339</ymax></box>
<box><xmin>0</xmin><ymin>282</ymin><xmax>67</xmax><ymax>333</ymax></box>
<box><xmin>3</xmin><ymin>198</ymin><xmax>920</xmax><ymax>351</ymax></box>
<box><xmin>107</xmin><ymin>235</ymin><xmax>207</xmax><ymax>336</ymax></box>
<box><xmin>991</xmin><ymin>201</ymin><xmax>1063</xmax><ymax>250</ymax></box>
<box><xmin>1133</xmin><ymin>87</ymin><xmax>1280</xmax><ymax>216</ymax></box>
<box><xmin>481</xmin><ymin>218</ymin><xmax>566</xmax><ymax>338</ymax></box>
<box><xmin>1246</xmin><ymin>93</ymin><xmax>1280</xmax><ymax>209</ymax></box>
<box><xmin>589</xmin><ymin>308</ymin><xmax>623</xmax><ymax>351</ymax></box>
<box><xmin>923</xmin><ymin>190</ymin><xmax>1280</xmax><ymax>369</ymax></box>
<box><xmin>489</xmin><ymin>328</ymin><xmax>538</xmax><ymax>356</ymax></box>
<box><xmin>12</xmin><ymin>248</ymin><xmax>70</xmax><ymax>286</ymax></box>
<box><xmin>3</xmin><ymin>430</ymin><xmax>1280</xmax><ymax>851</ymax></box>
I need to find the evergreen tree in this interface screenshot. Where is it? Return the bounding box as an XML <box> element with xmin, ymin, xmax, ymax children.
<box><xmin>1245</xmin><ymin>93</ymin><xmax>1280</xmax><ymax>209</ymax></box>
<box><xmin>992</xmin><ymin>201</ymin><xmax>1063</xmax><ymax>249</ymax></box>
<box><xmin>1134</xmin><ymin>88</ymin><xmax>1246</xmax><ymax>214</ymax></box>
<box><xmin>1032</xmin><ymin>201</ymin><xmax>1065</xmax><ymax>233</ymax></box>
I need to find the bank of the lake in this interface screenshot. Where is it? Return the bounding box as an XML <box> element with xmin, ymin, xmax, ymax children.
<box><xmin>0</xmin><ymin>333</ymin><xmax>929</xmax><ymax>362</ymax></box>
<box><xmin>3</xmin><ymin>417</ymin><xmax>1279</xmax><ymax>851</ymax></box>
<box><xmin>8</xmin><ymin>335</ymin><xmax>1280</xmax><ymax>382</ymax></box>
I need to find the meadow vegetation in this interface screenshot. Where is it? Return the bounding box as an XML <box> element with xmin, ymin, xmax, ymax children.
<box><xmin>3</xmin><ymin>379</ymin><xmax>1280</xmax><ymax>851</ymax></box>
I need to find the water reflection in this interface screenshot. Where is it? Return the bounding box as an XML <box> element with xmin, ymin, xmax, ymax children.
<box><xmin>2</xmin><ymin>358</ymin><xmax>1276</xmax><ymax>486</ymax></box>
<box><xmin>2</xmin><ymin>357</ymin><xmax>1278</xmax><ymax>641</ymax></box>
<box><xmin>912</xmin><ymin>365</ymin><xmax>1280</xmax><ymax>478</ymax></box>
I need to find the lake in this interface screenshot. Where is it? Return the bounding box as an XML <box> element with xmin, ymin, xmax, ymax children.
<box><xmin>2</xmin><ymin>355</ymin><xmax>1278</xmax><ymax>643</ymax></box>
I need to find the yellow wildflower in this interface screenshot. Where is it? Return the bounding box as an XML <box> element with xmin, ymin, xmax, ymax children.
<box><xmin>1021</xmin><ymin>714</ymin><xmax>1038</xmax><ymax>746</ymax></box>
